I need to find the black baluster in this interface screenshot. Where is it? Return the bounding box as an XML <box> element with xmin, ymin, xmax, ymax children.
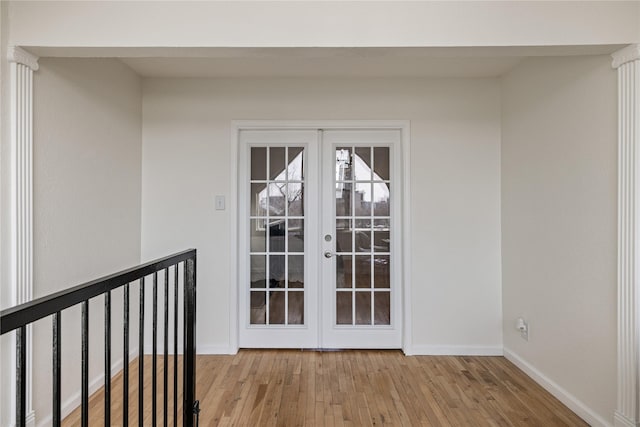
<box><xmin>174</xmin><ymin>264</ymin><xmax>179</xmax><ymax>427</ymax></box>
<box><xmin>52</xmin><ymin>313</ymin><xmax>61</xmax><ymax>427</ymax></box>
<box><xmin>16</xmin><ymin>326</ymin><xmax>26</xmax><ymax>427</ymax></box>
<box><xmin>123</xmin><ymin>283</ymin><xmax>130</xmax><ymax>427</ymax></box>
<box><xmin>164</xmin><ymin>268</ymin><xmax>169</xmax><ymax>427</ymax></box>
<box><xmin>81</xmin><ymin>301</ymin><xmax>89</xmax><ymax>427</ymax></box>
<box><xmin>183</xmin><ymin>256</ymin><xmax>197</xmax><ymax>427</ymax></box>
<box><xmin>139</xmin><ymin>278</ymin><xmax>145</xmax><ymax>427</ymax></box>
<box><xmin>153</xmin><ymin>272</ymin><xmax>158</xmax><ymax>426</ymax></box>
<box><xmin>104</xmin><ymin>291</ymin><xmax>111</xmax><ymax>426</ymax></box>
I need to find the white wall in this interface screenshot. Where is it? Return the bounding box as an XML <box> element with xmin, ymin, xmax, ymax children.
<box><xmin>6</xmin><ymin>1</ymin><xmax>639</xmax><ymax>48</ymax></box>
<box><xmin>501</xmin><ymin>55</ymin><xmax>617</xmax><ymax>425</ymax></box>
<box><xmin>30</xmin><ymin>58</ymin><xmax>142</xmax><ymax>425</ymax></box>
<box><xmin>1</xmin><ymin>2</ymin><xmax>13</xmax><ymax>425</ymax></box>
<box><xmin>141</xmin><ymin>77</ymin><xmax>503</xmax><ymax>353</ymax></box>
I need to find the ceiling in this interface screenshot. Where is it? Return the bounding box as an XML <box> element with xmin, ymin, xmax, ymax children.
<box><xmin>27</xmin><ymin>46</ymin><xmax>626</xmax><ymax>78</ymax></box>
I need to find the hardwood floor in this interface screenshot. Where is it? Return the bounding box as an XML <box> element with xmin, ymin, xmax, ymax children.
<box><xmin>63</xmin><ymin>350</ymin><xmax>588</xmax><ymax>426</ymax></box>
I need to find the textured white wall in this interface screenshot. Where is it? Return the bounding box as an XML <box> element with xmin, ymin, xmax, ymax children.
<box><xmin>141</xmin><ymin>77</ymin><xmax>503</xmax><ymax>353</ymax></box>
<box><xmin>6</xmin><ymin>1</ymin><xmax>639</xmax><ymax>48</ymax></box>
<box><xmin>501</xmin><ymin>55</ymin><xmax>617</xmax><ymax>425</ymax></box>
<box><xmin>30</xmin><ymin>58</ymin><xmax>142</xmax><ymax>425</ymax></box>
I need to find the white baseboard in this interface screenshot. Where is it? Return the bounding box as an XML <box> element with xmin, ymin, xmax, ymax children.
<box><xmin>144</xmin><ymin>345</ymin><xmax>238</xmax><ymax>356</ymax></box>
<box><xmin>143</xmin><ymin>344</ymin><xmax>237</xmax><ymax>355</ymax></box>
<box><xmin>10</xmin><ymin>410</ymin><xmax>36</xmax><ymax>427</ymax></box>
<box><xmin>614</xmin><ymin>411</ymin><xmax>640</xmax><ymax>427</ymax></box>
<box><xmin>407</xmin><ymin>345</ymin><xmax>503</xmax><ymax>356</ymax></box>
<box><xmin>35</xmin><ymin>347</ymin><xmax>139</xmax><ymax>427</ymax></box>
<box><xmin>198</xmin><ymin>345</ymin><xmax>237</xmax><ymax>355</ymax></box>
<box><xmin>504</xmin><ymin>347</ymin><xmax>612</xmax><ymax>427</ymax></box>
<box><xmin>26</xmin><ymin>411</ymin><xmax>35</xmax><ymax>427</ymax></box>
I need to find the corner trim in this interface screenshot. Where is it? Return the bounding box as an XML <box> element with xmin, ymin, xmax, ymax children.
<box><xmin>612</xmin><ymin>44</ymin><xmax>640</xmax><ymax>69</ymax></box>
<box><xmin>9</xmin><ymin>56</ymin><xmax>36</xmax><ymax>427</ymax></box>
<box><xmin>504</xmin><ymin>348</ymin><xmax>612</xmax><ymax>427</ymax></box>
<box><xmin>7</xmin><ymin>47</ymin><xmax>39</xmax><ymax>71</ymax></box>
<box><xmin>614</xmin><ymin>47</ymin><xmax>640</xmax><ymax>426</ymax></box>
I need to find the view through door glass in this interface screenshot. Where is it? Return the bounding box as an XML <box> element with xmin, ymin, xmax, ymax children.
<box><xmin>249</xmin><ymin>146</ymin><xmax>305</xmax><ymax>325</ymax></box>
<box><xmin>335</xmin><ymin>146</ymin><xmax>391</xmax><ymax>326</ymax></box>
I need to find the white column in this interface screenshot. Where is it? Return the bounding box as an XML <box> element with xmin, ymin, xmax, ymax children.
<box><xmin>612</xmin><ymin>43</ymin><xmax>640</xmax><ymax>427</ymax></box>
<box><xmin>8</xmin><ymin>46</ymin><xmax>38</xmax><ymax>427</ymax></box>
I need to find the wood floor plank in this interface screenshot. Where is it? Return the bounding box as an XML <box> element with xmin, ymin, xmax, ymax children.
<box><xmin>62</xmin><ymin>350</ymin><xmax>589</xmax><ymax>426</ymax></box>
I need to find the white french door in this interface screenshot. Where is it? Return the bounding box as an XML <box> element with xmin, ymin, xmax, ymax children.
<box><xmin>238</xmin><ymin>128</ymin><xmax>402</xmax><ymax>349</ymax></box>
<box><xmin>320</xmin><ymin>130</ymin><xmax>402</xmax><ymax>348</ymax></box>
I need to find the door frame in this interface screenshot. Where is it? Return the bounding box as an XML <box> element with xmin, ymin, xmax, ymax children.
<box><xmin>229</xmin><ymin>120</ymin><xmax>413</xmax><ymax>354</ymax></box>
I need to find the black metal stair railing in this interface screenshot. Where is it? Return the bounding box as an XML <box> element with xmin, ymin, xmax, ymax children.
<box><xmin>0</xmin><ymin>249</ymin><xmax>198</xmax><ymax>427</ymax></box>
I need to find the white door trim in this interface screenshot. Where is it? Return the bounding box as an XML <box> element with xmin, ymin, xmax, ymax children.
<box><xmin>229</xmin><ymin>120</ymin><xmax>412</xmax><ymax>354</ymax></box>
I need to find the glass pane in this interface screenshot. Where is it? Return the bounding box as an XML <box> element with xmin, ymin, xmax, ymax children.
<box><xmin>354</xmin><ymin>183</ymin><xmax>371</xmax><ymax>216</ymax></box>
<box><xmin>287</xmin><ymin>183</ymin><xmax>304</xmax><ymax>216</ymax></box>
<box><xmin>250</xmin><ymin>291</ymin><xmax>266</xmax><ymax>324</ymax></box>
<box><xmin>288</xmin><ymin>291</ymin><xmax>304</xmax><ymax>325</ymax></box>
<box><xmin>336</xmin><ymin>255</ymin><xmax>353</xmax><ymax>288</ymax></box>
<box><xmin>269</xmin><ymin>147</ymin><xmax>286</xmax><ymax>180</ymax></box>
<box><xmin>336</xmin><ymin>147</ymin><xmax>353</xmax><ymax>181</ymax></box>
<box><xmin>335</xmin><ymin>219</ymin><xmax>352</xmax><ymax>253</ymax></box>
<box><xmin>250</xmin><ymin>255</ymin><xmax>266</xmax><ymax>288</ymax></box>
<box><xmin>269</xmin><ymin>291</ymin><xmax>285</xmax><ymax>324</ymax></box>
<box><xmin>336</xmin><ymin>255</ymin><xmax>352</xmax><ymax>288</ymax></box>
<box><xmin>373</xmin><ymin>147</ymin><xmax>390</xmax><ymax>181</ymax></box>
<box><xmin>373</xmin><ymin>255</ymin><xmax>390</xmax><ymax>289</ymax></box>
<box><xmin>355</xmin><ymin>219</ymin><xmax>371</xmax><ymax>253</ymax></box>
<box><xmin>374</xmin><ymin>292</ymin><xmax>390</xmax><ymax>325</ymax></box>
<box><xmin>268</xmin><ymin>183</ymin><xmax>286</xmax><ymax>216</ymax></box>
<box><xmin>250</xmin><ymin>219</ymin><xmax>266</xmax><ymax>252</ymax></box>
<box><xmin>373</xmin><ymin>219</ymin><xmax>390</xmax><ymax>252</ymax></box>
<box><xmin>355</xmin><ymin>292</ymin><xmax>372</xmax><ymax>325</ymax></box>
<box><xmin>336</xmin><ymin>183</ymin><xmax>352</xmax><ymax>216</ymax></box>
<box><xmin>269</xmin><ymin>255</ymin><xmax>285</xmax><ymax>288</ymax></box>
<box><xmin>288</xmin><ymin>255</ymin><xmax>304</xmax><ymax>288</ymax></box>
<box><xmin>251</xmin><ymin>183</ymin><xmax>268</xmax><ymax>216</ymax></box>
<box><xmin>288</xmin><ymin>219</ymin><xmax>304</xmax><ymax>252</ymax></box>
<box><xmin>249</xmin><ymin>143</ymin><xmax>307</xmax><ymax>330</ymax></box>
<box><xmin>354</xmin><ymin>147</ymin><xmax>372</xmax><ymax>181</ymax></box>
<box><xmin>251</xmin><ymin>147</ymin><xmax>266</xmax><ymax>180</ymax></box>
<box><xmin>268</xmin><ymin>220</ymin><xmax>285</xmax><ymax>252</ymax></box>
<box><xmin>373</xmin><ymin>183</ymin><xmax>390</xmax><ymax>216</ymax></box>
<box><xmin>288</xmin><ymin>147</ymin><xmax>304</xmax><ymax>181</ymax></box>
<box><xmin>336</xmin><ymin>292</ymin><xmax>352</xmax><ymax>325</ymax></box>
<box><xmin>355</xmin><ymin>256</ymin><xmax>371</xmax><ymax>288</ymax></box>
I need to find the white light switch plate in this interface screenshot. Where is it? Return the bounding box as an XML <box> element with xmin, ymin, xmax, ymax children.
<box><xmin>215</xmin><ymin>195</ymin><xmax>225</xmax><ymax>210</ymax></box>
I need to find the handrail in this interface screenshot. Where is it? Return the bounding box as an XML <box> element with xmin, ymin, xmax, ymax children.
<box><xmin>1</xmin><ymin>249</ymin><xmax>195</xmax><ymax>334</ymax></box>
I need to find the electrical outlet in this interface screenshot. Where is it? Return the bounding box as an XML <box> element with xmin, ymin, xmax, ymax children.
<box><xmin>520</xmin><ymin>323</ymin><xmax>529</xmax><ymax>341</ymax></box>
<box><xmin>516</xmin><ymin>317</ymin><xmax>529</xmax><ymax>341</ymax></box>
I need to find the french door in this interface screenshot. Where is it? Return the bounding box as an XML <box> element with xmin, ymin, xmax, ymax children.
<box><xmin>238</xmin><ymin>128</ymin><xmax>402</xmax><ymax>349</ymax></box>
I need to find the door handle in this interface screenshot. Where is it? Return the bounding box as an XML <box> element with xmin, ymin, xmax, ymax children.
<box><xmin>324</xmin><ymin>251</ymin><xmax>333</xmax><ymax>259</ymax></box>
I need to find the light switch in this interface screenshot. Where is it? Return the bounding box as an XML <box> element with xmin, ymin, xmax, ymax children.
<box><xmin>215</xmin><ymin>195</ymin><xmax>225</xmax><ymax>210</ymax></box>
